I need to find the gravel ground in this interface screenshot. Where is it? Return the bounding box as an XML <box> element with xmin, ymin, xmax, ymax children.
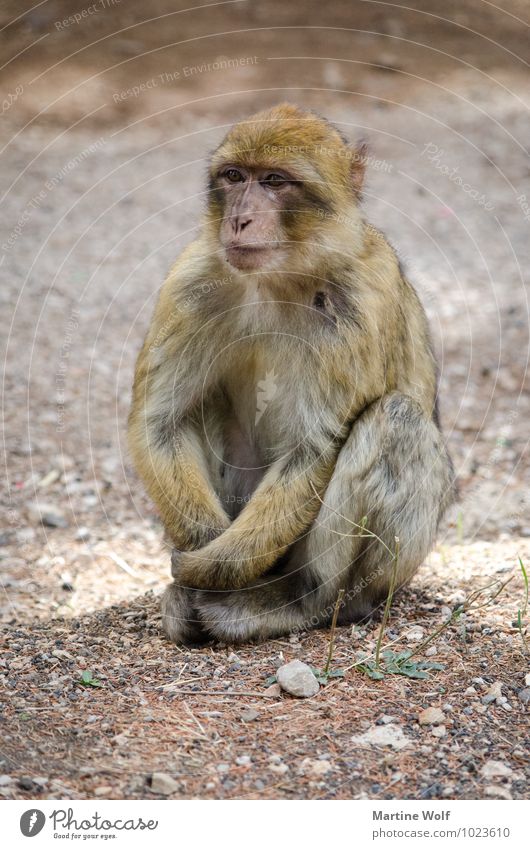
<box><xmin>1</xmin><ymin>0</ymin><xmax>529</xmax><ymax>799</ymax></box>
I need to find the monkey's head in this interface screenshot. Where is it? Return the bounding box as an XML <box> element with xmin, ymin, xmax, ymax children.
<box><xmin>207</xmin><ymin>103</ymin><xmax>366</xmax><ymax>273</ymax></box>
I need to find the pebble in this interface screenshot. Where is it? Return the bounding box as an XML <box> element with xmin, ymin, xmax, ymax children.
<box><xmin>269</xmin><ymin>762</ymin><xmax>289</xmax><ymax>774</ymax></box>
<box><xmin>517</xmin><ymin>687</ymin><xmax>530</xmax><ymax>704</ymax></box>
<box><xmin>75</xmin><ymin>527</ymin><xmax>91</xmax><ymax>542</ymax></box>
<box><xmin>485</xmin><ymin>785</ymin><xmax>512</xmax><ymax>800</ymax></box>
<box><xmin>487</xmin><ymin>681</ymin><xmax>503</xmax><ymax>698</ymax></box>
<box><xmin>150</xmin><ymin>772</ymin><xmax>180</xmax><ymax>795</ymax></box>
<box><xmin>94</xmin><ymin>785</ymin><xmax>113</xmax><ymax>796</ymax></box>
<box><xmin>352</xmin><ymin>725</ymin><xmax>411</xmax><ymax>750</ymax></box>
<box><xmin>418</xmin><ymin>707</ymin><xmax>445</xmax><ymax>726</ymax></box>
<box><xmin>482</xmin><ymin>681</ymin><xmax>504</xmax><ymax>705</ymax></box>
<box><xmin>0</xmin><ymin>776</ymin><xmax>13</xmax><ymax>786</ymax></box>
<box><xmin>235</xmin><ymin>756</ymin><xmax>251</xmax><ymax>766</ymax></box>
<box><xmin>425</xmin><ymin>645</ymin><xmax>438</xmax><ymax>657</ymax></box>
<box><xmin>406</xmin><ymin>627</ymin><xmax>424</xmax><ymax>642</ymax></box>
<box><xmin>300</xmin><ymin>758</ymin><xmax>333</xmax><ymax>777</ymax></box>
<box><xmin>241</xmin><ymin>708</ymin><xmax>259</xmax><ymax>722</ymax></box>
<box><xmin>525</xmin><ymin>673</ymin><xmax>530</xmax><ymax>687</ymax></box>
<box><xmin>276</xmin><ymin>660</ymin><xmax>319</xmax><ymax>698</ymax></box>
<box><xmin>431</xmin><ymin>725</ymin><xmax>446</xmax><ymax>738</ymax></box>
<box><xmin>28</xmin><ymin>501</ymin><xmax>68</xmax><ymax>528</ymax></box>
<box><xmin>480</xmin><ymin>760</ymin><xmax>512</xmax><ymax>778</ymax></box>
<box><xmin>263</xmin><ymin>682</ymin><xmax>282</xmax><ymax>697</ymax></box>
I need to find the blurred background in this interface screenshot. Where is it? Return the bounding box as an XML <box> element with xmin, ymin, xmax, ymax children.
<box><xmin>0</xmin><ymin>0</ymin><xmax>528</xmax><ymax>612</ymax></box>
<box><xmin>1</xmin><ymin>0</ymin><xmax>529</xmax><ymax>615</ymax></box>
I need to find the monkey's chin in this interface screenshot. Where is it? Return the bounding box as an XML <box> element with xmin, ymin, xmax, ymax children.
<box><xmin>224</xmin><ymin>246</ymin><xmax>278</xmax><ymax>271</ymax></box>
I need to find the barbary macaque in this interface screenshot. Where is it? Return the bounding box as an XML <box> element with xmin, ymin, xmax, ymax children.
<box><xmin>128</xmin><ymin>103</ymin><xmax>455</xmax><ymax>643</ymax></box>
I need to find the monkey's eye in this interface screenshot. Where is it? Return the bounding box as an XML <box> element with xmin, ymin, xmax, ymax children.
<box><xmin>224</xmin><ymin>168</ymin><xmax>245</xmax><ymax>183</ymax></box>
<box><xmin>261</xmin><ymin>173</ymin><xmax>287</xmax><ymax>189</ymax></box>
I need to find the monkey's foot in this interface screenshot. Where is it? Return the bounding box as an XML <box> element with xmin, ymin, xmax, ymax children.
<box><xmin>160</xmin><ymin>581</ymin><xmax>208</xmax><ymax>644</ymax></box>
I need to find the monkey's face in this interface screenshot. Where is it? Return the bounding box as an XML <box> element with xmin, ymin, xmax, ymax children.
<box><xmin>214</xmin><ymin>165</ymin><xmax>304</xmax><ymax>272</ymax></box>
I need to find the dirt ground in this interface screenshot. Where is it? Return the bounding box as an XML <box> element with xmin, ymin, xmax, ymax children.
<box><xmin>1</xmin><ymin>1</ymin><xmax>529</xmax><ymax>800</ymax></box>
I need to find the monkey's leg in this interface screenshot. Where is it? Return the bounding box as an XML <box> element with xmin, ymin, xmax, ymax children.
<box><xmin>166</xmin><ymin>393</ymin><xmax>454</xmax><ymax>643</ymax></box>
<box><xmin>161</xmin><ymin>582</ymin><xmax>208</xmax><ymax>644</ymax></box>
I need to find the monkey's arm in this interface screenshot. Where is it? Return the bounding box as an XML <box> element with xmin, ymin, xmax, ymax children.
<box><xmin>128</xmin><ymin>272</ymin><xmax>231</xmax><ymax>550</ymax></box>
<box><xmin>128</xmin><ymin>408</ymin><xmax>230</xmax><ymax>549</ymax></box>
<box><xmin>172</xmin><ymin>439</ymin><xmax>341</xmax><ymax>589</ymax></box>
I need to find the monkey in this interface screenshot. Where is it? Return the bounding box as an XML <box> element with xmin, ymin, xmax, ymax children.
<box><xmin>128</xmin><ymin>103</ymin><xmax>455</xmax><ymax>644</ymax></box>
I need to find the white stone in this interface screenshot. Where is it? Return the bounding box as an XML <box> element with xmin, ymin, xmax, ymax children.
<box><xmin>277</xmin><ymin>660</ymin><xmax>319</xmax><ymax>698</ymax></box>
<box><xmin>352</xmin><ymin>725</ymin><xmax>411</xmax><ymax>750</ymax></box>
<box><xmin>151</xmin><ymin>772</ymin><xmax>180</xmax><ymax>795</ymax></box>
<box><xmin>480</xmin><ymin>760</ymin><xmax>513</xmax><ymax>779</ymax></box>
<box><xmin>418</xmin><ymin>707</ymin><xmax>445</xmax><ymax>726</ymax></box>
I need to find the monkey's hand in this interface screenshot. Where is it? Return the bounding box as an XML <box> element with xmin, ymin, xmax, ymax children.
<box><xmin>169</xmin><ymin>445</ymin><xmax>340</xmax><ymax>591</ymax></box>
<box><xmin>170</xmin><ymin>545</ymin><xmax>254</xmax><ymax>590</ymax></box>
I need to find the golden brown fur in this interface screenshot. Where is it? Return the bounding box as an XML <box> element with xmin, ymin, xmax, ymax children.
<box><xmin>128</xmin><ymin>104</ymin><xmax>455</xmax><ymax>643</ymax></box>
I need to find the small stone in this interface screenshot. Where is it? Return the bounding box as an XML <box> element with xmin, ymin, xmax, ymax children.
<box><xmin>525</xmin><ymin>672</ymin><xmax>530</xmax><ymax>687</ymax></box>
<box><xmin>28</xmin><ymin>501</ymin><xmax>68</xmax><ymax>528</ymax></box>
<box><xmin>94</xmin><ymin>785</ymin><xmax>113</xmax><ymax>796</ymax></box>
<box><xmin>263</xmin><ymin>683</ymin><xmax>282</xmax><ymax>697</ymax></box>
<box><xmin>17</xmin><ymin>777</ymin><xmax>34</xmax><ymax>790</ymax></box>
<box><xmin>352</xmin><ymin>725</ymin><xmax>411</xmax><ymax>750</ymax></box>
<box><xmin>269</xmin><ymin>762</ymin><xmax>289</xmax><ymax>774</ymax></box>
<box><xmin>0</xmin><ymin>776</ymin><xmax>13</xmax><ymax>786</ymax></box>
<box><xmin>485</xmin><ymin>785</ymin><xmax>512</xmax><ymax>800</ymax></box>
<box><xmin>406</xmin><ymin>627</ymin><xmax>424</xmax><ymax>642</ymax></box>
<box><xmin>151</xmin><ymin>772</ymin><xmax>180</xmax><ymax>795</ymax></box>
<box><xmin>241</xmin><ymin>708</ymin><xmax>259</xmax><ymax>722</ymax></box>
<box><xmin>301</xmin><ymin>758</ymin><xmax>333</xmax><ymax>777</ymax></box>
<box><xmin>75</xmin><ymin>527</ymin><xmax>90</xmax><ymax>542</ymax></box>
<box><xmin>431</xmin><ymin>725</ymin><xmax>446</xmax><ymax>738</ymax></box>
<box><xmin>235</xmin><ymin>755</ymin><xmax>251</xmax><ymax>766</ymax></box>
<box><xmin>216</xmin><ymin>763</ymin><xmax>230</xmax><ymax>773</ymax></box>
<box><xmin>378</xmin><ymin>714</ymin><xmax>396</xmax><ymax>724</ymax></box>
<box><xmin>425</xmin><ymin>645</ymin><xmax>438</xmax><ymax>657</ymax></box>
<box><xmin>464</xmin><ymin>686</ymin><xmax>477</xmax><ymax>695</ymax></box>
<box><xmin>486</xmin><ymin>681</ymin><xmax>503</xmax><ymax>699</ymax></box>
<box><xmin>276</xmin><ymin>660</ymin><xmax>319</xmax><ymax>698</ymax></box>
<box><xmin>418</xmin><ymin>707</ymin><xmax>445</xmax><ymax>726</ymax></box>
<box><xmin>480</xmin><ymin>760</ymin><xmax>513</xmax><ymax>779</ymax></box>
<box><xmin>518</xmin><ymin>687</ymin><xmax>530</xmax><ymax>704</ymax></box>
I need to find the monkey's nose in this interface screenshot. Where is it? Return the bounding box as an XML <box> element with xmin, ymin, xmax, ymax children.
<box><xmin>232</xmin><ymin>214</ymin><xmax>252</xmax><ymax>235</ymax></box>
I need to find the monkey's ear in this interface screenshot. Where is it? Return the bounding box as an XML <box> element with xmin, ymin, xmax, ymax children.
<box><xmin>350</xmin><ymin>141</ymin><xmax>368</xmax><ymax>198</ymax></box>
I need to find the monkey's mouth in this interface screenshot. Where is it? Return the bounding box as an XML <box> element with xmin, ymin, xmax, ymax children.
<box><xmin>225</xmin><ymin>244</ymin><xmax>279</xmax><ymax>270</ymax></box>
